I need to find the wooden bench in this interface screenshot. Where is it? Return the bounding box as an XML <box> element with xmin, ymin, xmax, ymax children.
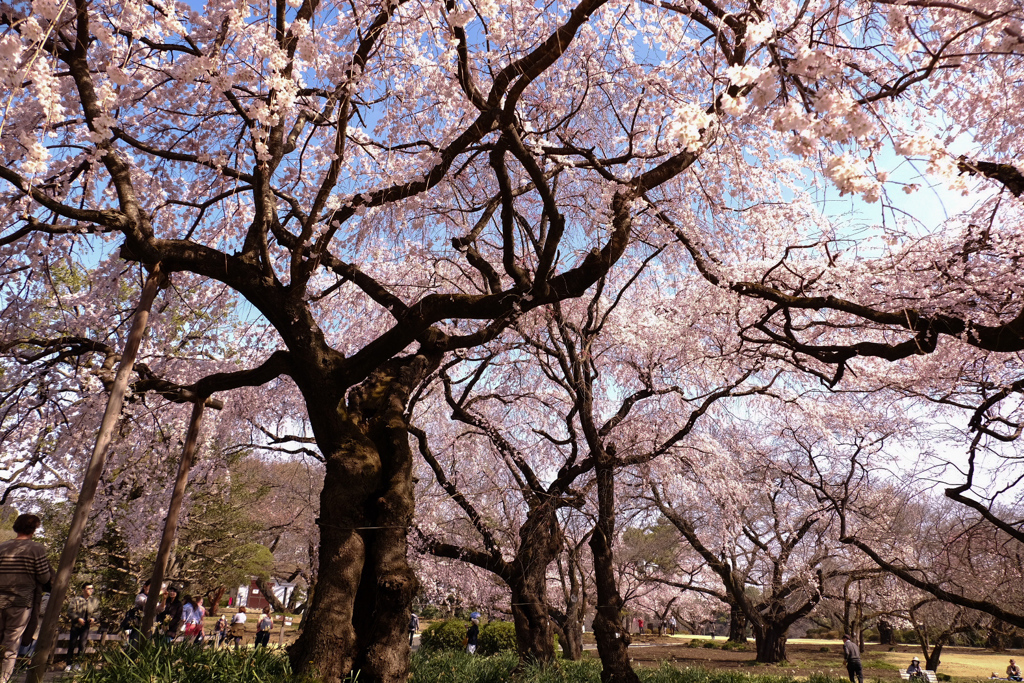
<box><xmin>899</xmin><ymin>669</ymin><xmax>938</xmax><ymax>683</ymax></box>
<box><xmin>52</xmin><ymin>631</ymin><xmax>122</xmax><ymax>655</ymax></box>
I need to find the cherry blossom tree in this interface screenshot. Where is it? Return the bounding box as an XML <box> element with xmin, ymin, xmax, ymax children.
<box><xmin>412</xmin><ymin>264</ymin><xmax>775</xmax><ymax>678</ymax></box>
<box><xmin>4</xmin><ymin>0</ymin><xmax>1021</xmax><ymax>676</ymax></box>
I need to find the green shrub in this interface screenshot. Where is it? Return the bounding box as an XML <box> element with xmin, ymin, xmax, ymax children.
<box><xmin>479</xmin><ymin>620</ymin><xmax>517</xmax><ymax>656</ymax></box>
<box><xmin>72</xmin><ymin>641</ymin><xmax>304</xmax><ymax>683</ymax></box>
<box><xmin>703</xmin><ymin>640</ymin><xmax>717</xmax><ymax>649</ymax></box>
<box><xmin>687</xmin><ymin>639</ymin><xmax>702</xmax><ymax>648</ymax></box>
<box><xmin>420</xmin><ymin>619</ymin><xmax>469</xmax><ymax>652</ymax></box>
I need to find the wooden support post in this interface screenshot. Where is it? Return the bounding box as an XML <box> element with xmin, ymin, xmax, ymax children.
<box><xmin>141</xmin><ymin>398</ymin><xmax>206</xmax><ymax>636</ymax></box>
<box><xmin>28</xmin><ymin>265</ymin><xmax>166</xmax><ymax>683</ymax></box>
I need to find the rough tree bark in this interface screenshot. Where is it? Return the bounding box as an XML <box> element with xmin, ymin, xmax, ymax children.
<box><xmin>288</xmin><ymin>352</ymin><xmax>440</xmax><ymax>682</ymax></box>
<box><xmin>508</xmin><ymin>511</ymin><xmax>562</xmax><ymax>663</ymax></box>
<box><xmin>728</xmin><ymin>602</ymin><xmax>748</xmax><ymax>643</ymax></box>
<box><xmin>877</xmin><ymin>619</ymin><xmax>896</xmax><ymax>646</ymax></box>
<box><xmin>754</xmin><ymin>623</ymin><xmax>788</xmax><ymax>663</ymax></box>
<box><xmin>590</xmin><ymin>444</ymin><xmax>641</xmax><ymax>683</ymax></box>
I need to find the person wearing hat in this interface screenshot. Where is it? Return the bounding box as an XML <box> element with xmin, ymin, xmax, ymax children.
<box><xmin>465</xmin><ymin>617</ymin><xmax>479</xmax><ymax>655</ymax></box>
<box><xmin>1008</xmin><ymin>659</ymin><xmax>1022</xmax><ymax>681</ymax></box>
<box><xmin>907</xmin><ymin>656</ymin><xmax>925</xmax><ymax>681</ymax></box>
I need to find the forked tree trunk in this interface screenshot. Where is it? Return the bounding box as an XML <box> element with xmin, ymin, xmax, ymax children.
<box><xmin>589</xmin><ymin>449</ymin><xmax>640</xmax><ymax>683</ymax></box>
<box><xmin>289</xmin><ymin>353</ymin><xmax>438</xmax><ymax>683</ymax></box>
<box><xmin>925</xmin><ymin>645</ymin><xmax>943</xmax><ymax>672</ymax></box>
<box><xmin>728</xmin><ymin>603</ymin><xmax>748</xmax><ymax>643</ymax></box>
<box><xmin>509</xmin><ymin>503</ymin><xmax>562</xmax><ymax>664</ymax></box>
<box><xmin>754</xmin><ymin>623</ymin><xmax>788</xmax><ymax>663</ymax></box>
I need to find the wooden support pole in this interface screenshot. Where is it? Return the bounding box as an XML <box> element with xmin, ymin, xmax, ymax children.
<box><xmin>29</xmin><ymin>265</ymin><xmax>166</xmax><ymax>683</ymax></box>
<box><xmin>141</xmin><ymin>398</ymin><xmax>206</xmax><ymax>636</ymax></box>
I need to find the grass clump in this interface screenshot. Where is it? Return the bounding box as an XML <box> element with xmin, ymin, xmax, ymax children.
<box><xmin>73</xmin><ymin>642</ymin><xmax>303</xmax><ymax>683</ymax></box>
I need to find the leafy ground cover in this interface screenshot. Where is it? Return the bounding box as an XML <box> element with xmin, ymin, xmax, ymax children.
<box><xmin>409</xmin><ymin>651</ymin><xmax>853</xmax><ymax>683</ymax></box>
<box><xmin>71</xmin><ymin>642</ymin><xmax>304</xmax><ymax>683</ymax></box>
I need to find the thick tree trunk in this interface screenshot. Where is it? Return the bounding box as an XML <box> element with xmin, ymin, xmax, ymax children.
<box><xmin>559</xmin><ymin>618</ymin><xmax>584</xmax><ymax>660</ymax></box>
<box><xmin>509</xmin><ymin>503</ymin><xmax>562</xmax><ymax>664</ymax></box>
<box><xmin>728</xmin><ymin>603</ymin><xmax>748</xmax><ymax>643</ymax></box>
<box><xmin>754</xmin><ymin>623</ymin><xmax>788</xmax><ymax>663</ymax></box>
<box><xmin>289</xmin><ymin>353</ymin><xmax>438</xmax><ymax>683</ymax></box>
<box><xmin>877</xmin><ymin>619</ymin><xmax>896</xmax><ymax>646</ymax></box>
<box><xmin>511</xmin><ymin>583</ymin><xmax>557</xmax><ymax>664</ymax></box>
<box><xmin>589</xmin><ymin>450</ymin><xmax>640</xmax><ymax>683</ymax></box>
<box><xmin>925</xmin><ymin>644</ymin><xmax>943</xmax><ymax>672</ymax></box>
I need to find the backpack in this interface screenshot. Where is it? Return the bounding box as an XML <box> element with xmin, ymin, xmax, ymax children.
<box><xmin>120</xmin><ymin>606</ymin><xmax>141</xmax><ymax>632</ymax></box>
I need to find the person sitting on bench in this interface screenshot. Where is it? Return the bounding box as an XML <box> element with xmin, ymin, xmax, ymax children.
<box><xmin>907</xmin><ymin>657</ymin><xmax>925</xmax><ymax>681</ymax></box>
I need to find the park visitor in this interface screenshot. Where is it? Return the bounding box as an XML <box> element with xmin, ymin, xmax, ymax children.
<box><xmin>465</xmin><ymin>617</ymin><xmax>479</xmax><ymax>654</ymax></box>
<box><xmin>229</xmin><ymin>606</ymin><xmax>247</xmax><ymax>649</ymax></box>
<box><xmin>134</xmin><ymin>580</ymin><xmax>150</xmax><ymax>609</ymax></box>
<box><xmin>408</xmin><ymin>612</ymin><xmax>419</xmax><ymax>646</ymax></box>
<box><xmin>842</xmin><ymin>634</ymin><xmax>864</xmax><ymax>683</ymax></box>
<box><xmin>193</xmin><ymin>597</ymin><xmax>206</xmax><ymax>643</ymax></box>
<box><xmin>157</xmin><ymin>585</ymin><xmax>184</xmax><ymax>641</ymax></box>
<box><xmin>215</xmin><ymin>614</ymin><xmax>229</xmax><ymax>647</ymax></box>
<box><xmin>1008</xmin><ymin>659</ymin><xmax>1022</xmax><ymax>681</ymax></box>
<box><xmin>255</xmin><ymin>608</ymin><xmax>273</xmax><ymax>647</ymax></box>
<box><xmin>182</xmin><ymin>595</ymin><xmax>203</xmax><ymax>642</ymax></box>
<box><xmin>65</xmin><ymin>582</ymin><xmax>100</xmax><ymax>671</ymax></box>
<box><xmin>907</xmin><ymin>656</ymin><xmax>924</xmax><ymax>681</ymax></box>
<box><xmin>0</xmin><ymin>514</ymin><xmax>52</xmax><ymax>683</ymax></box>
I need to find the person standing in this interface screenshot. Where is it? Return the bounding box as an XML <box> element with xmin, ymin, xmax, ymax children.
<box><xmin>254</xmin><ymin>608</ymin><xmax>273</xmax><ymax>648</ymax></box>
<box><xmin>65</xmin><ymin>583</ymin><xmax>100</xmax><ymax>671</ymax></box>
<box><xmin>193</xmin><ymin>597</ymin><xmax>206</xmax><ymax>644</ymax></box>
<box><xmin>0</xmin><ymin>514</ymin><xmax>52</xmax><ymax>683</ymax></box>
<box><xmin>229</xmin><ymin>607</ymin><xmax>247</xmax><ymax>649</ymax></box>
<box><xmin>408</xmin><ymin>612</ymin><xmax>419</xmax><ymax>646</ymax></box>
<box><xmin>181</xmin><ymin>596</ymin><xmax>203</xmax><ymax>643</ymax></box>
<box><xmin>843</xmin><ymin>634</ymin><xmax>864</xmax><ymax>683</ymax></box>
<box><xmin>465</xmin><ymin>618</ymin><xmax>479</xmax><ymax>654</ymax></box>
<box><xmin>214</xmin><ymin>614</ymin><xmax>228</xmax><ymax>647</ymax></box>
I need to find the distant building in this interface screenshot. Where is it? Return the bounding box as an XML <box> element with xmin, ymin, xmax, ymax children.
<box><xmin>235</xmin><ymin>578</ymin><xmax>298</xmax><ymax>610</ymax></box>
